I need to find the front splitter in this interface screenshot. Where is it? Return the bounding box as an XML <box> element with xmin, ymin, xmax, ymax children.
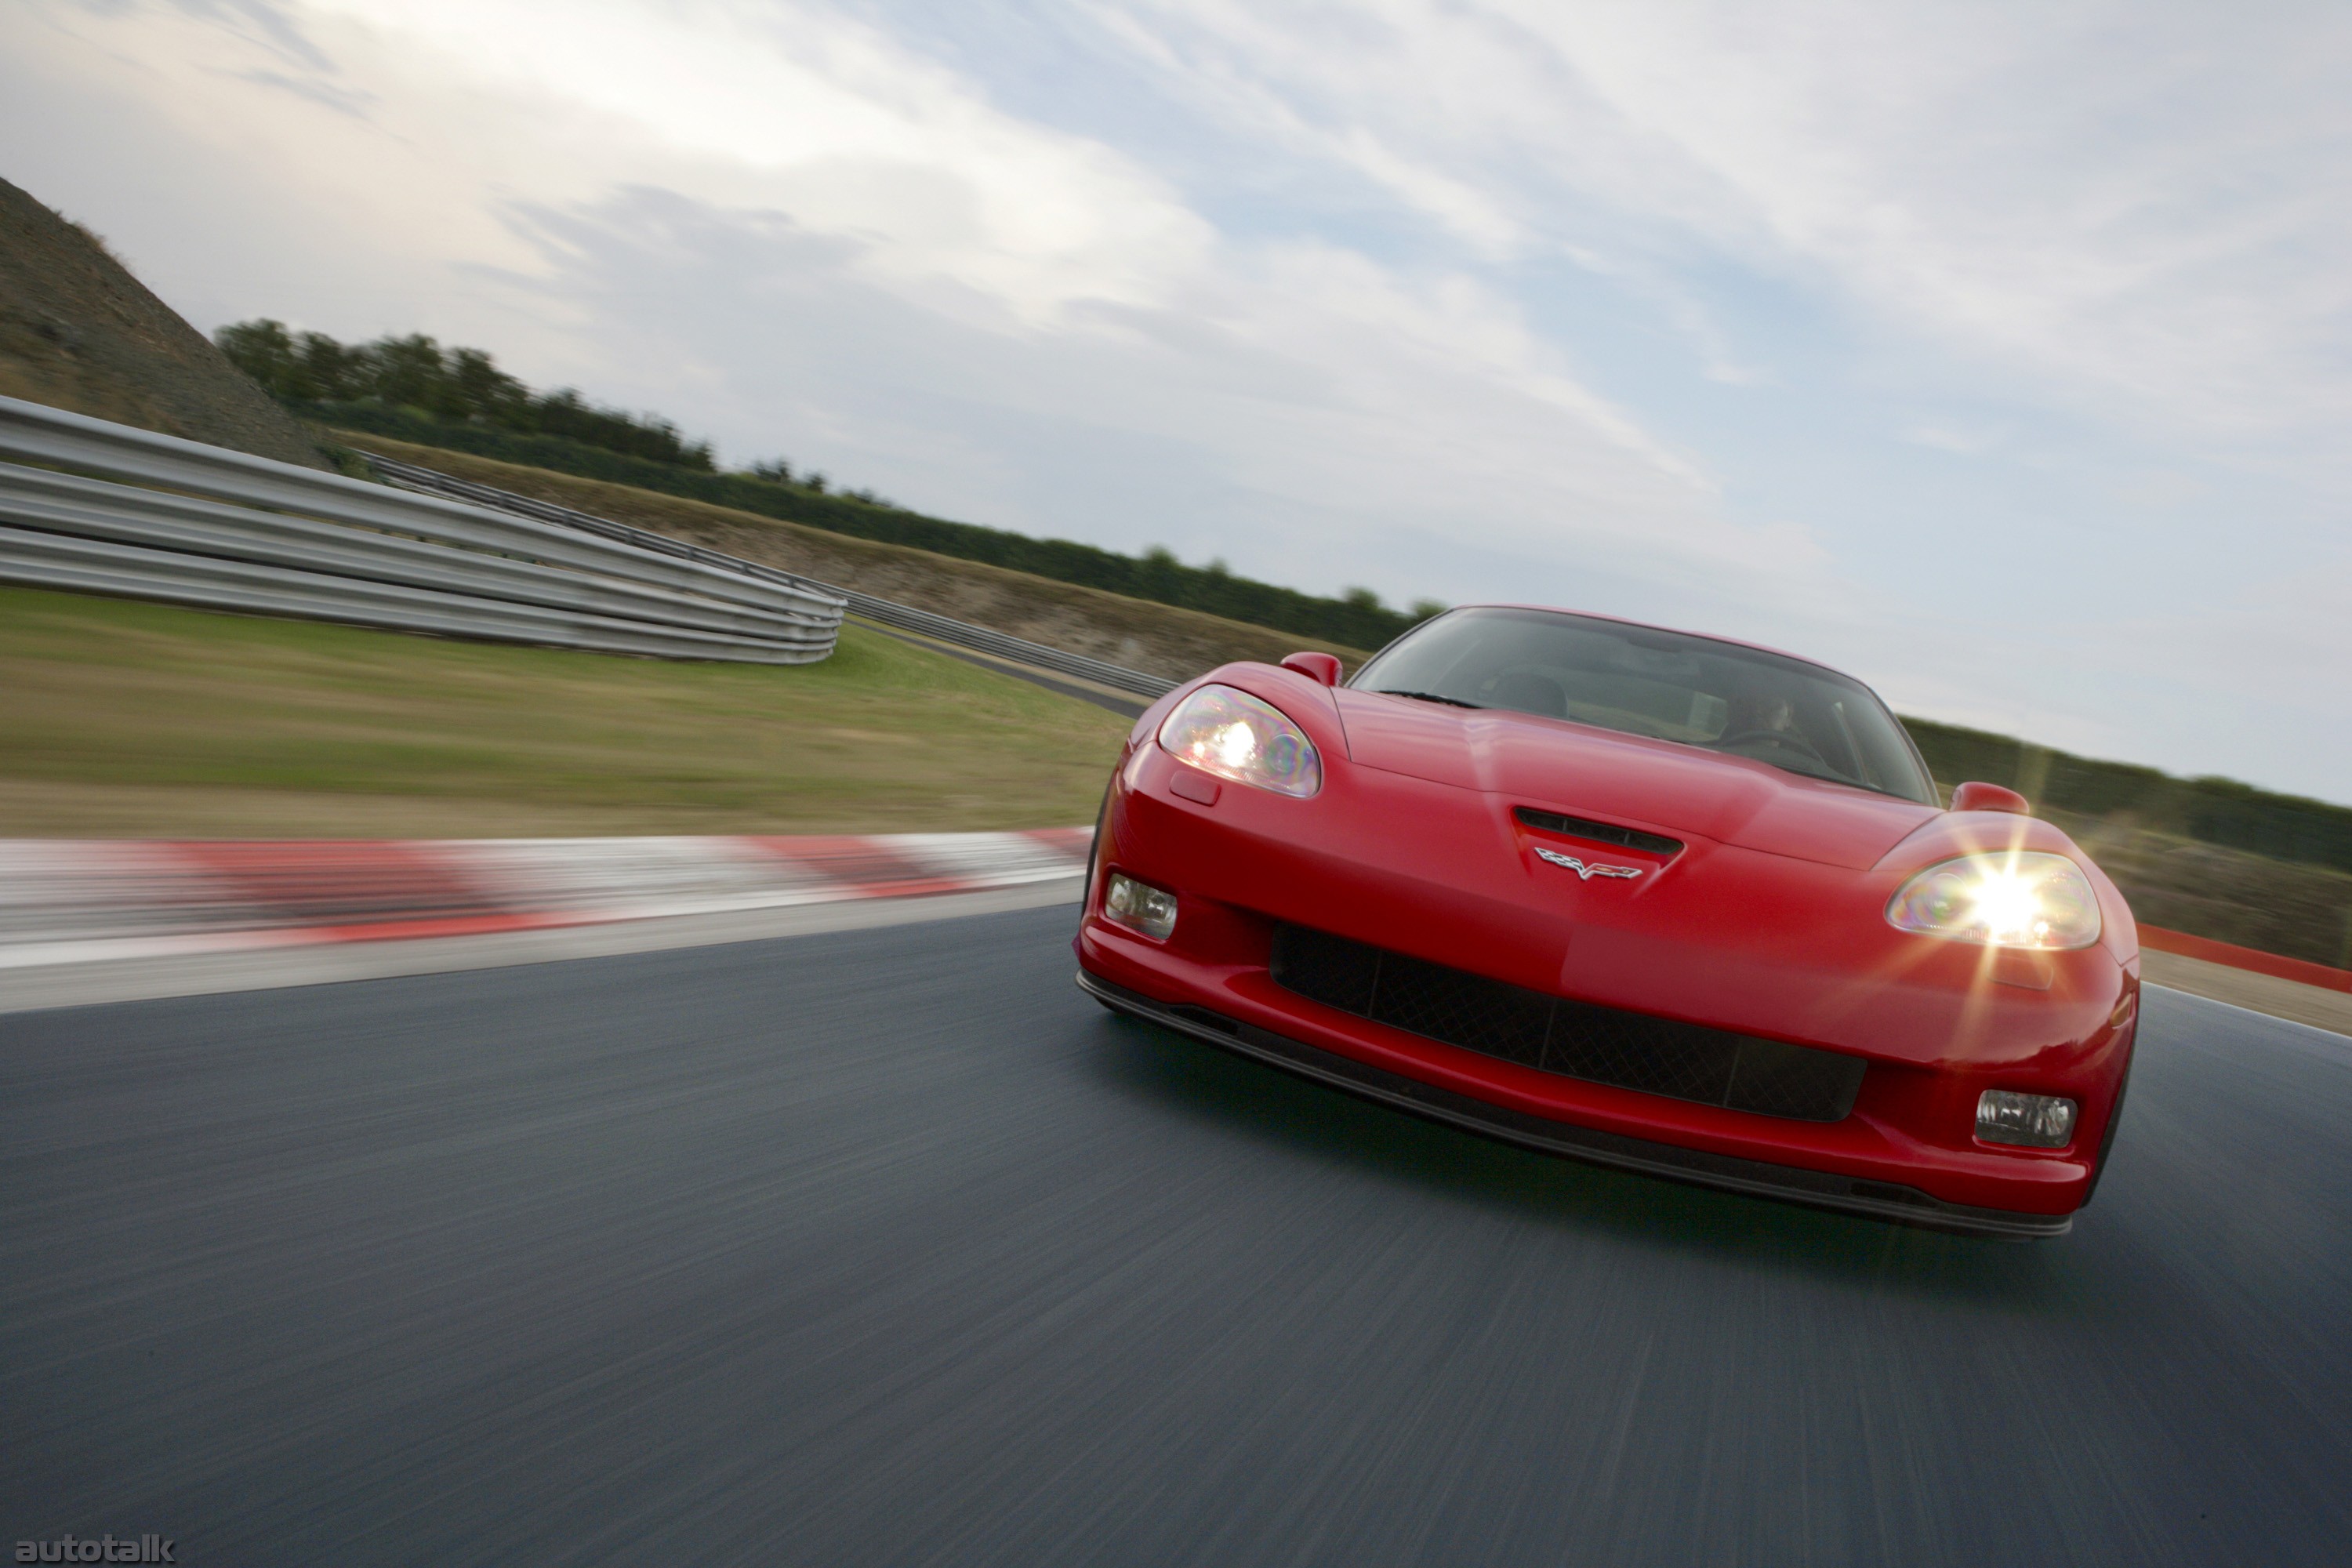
<box><xmin>1076</xmin><ymin>968</ymin><xmax>2071</xmax><ymax>1240</ymax></box>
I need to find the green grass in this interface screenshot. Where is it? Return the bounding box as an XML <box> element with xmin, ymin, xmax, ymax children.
<box><xmin>0</xmin><ymin>586</ymin><xmax>1130</xmax><ymax>837</ymax></box>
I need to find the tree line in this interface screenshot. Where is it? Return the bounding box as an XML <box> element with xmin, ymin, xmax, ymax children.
<box><xmin>213</xmin><ymin>320</ymin><xmax>1443</xmax><ymax>649</ymax></box>
<box><xmin>216</xmin><ymin>320</ymin><xmax>717</xmax><ymax>470</ymax></box>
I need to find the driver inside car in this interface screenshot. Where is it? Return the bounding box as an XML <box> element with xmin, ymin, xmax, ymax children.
<box><xmin>1721</xmin><ymin>689</ymin><xmax>1802</xmax><ymax>742</ymax></box>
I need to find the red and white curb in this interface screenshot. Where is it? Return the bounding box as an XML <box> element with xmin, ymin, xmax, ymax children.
<box><xmin>0</xmin><ymin>829</ymin><xmax>1091</xmax><ymax>970</ymax></box>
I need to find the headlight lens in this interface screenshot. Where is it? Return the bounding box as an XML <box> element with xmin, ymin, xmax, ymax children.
<box><xmin>1157</xmin><ymin>684</ymin><xmax>1322</xmax><ymax>798</ymax></box>
<box><xmin>1886</xmin><ymin>851</ymin><xmax>2102</xmax><ymax>949</ymax></box>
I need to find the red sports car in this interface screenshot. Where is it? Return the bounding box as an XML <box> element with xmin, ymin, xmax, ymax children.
<box><xmin>1075</xmin><ymin>605</ymin><xmax>2138</xmax><ymax>1238</ymax></box>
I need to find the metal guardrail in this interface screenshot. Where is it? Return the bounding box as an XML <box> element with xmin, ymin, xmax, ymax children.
<box><xmin>361</xmin><ymin>452</ymin><xmax>1181</xmax><ymax>701</ymax></box>
<box><xmin>840</xmin><ymin>588</ymin><xmax>1178</xmax><ymax>700</ymax></box>
<box><xmin>0</xmin><ymin>397</ymin><xmax>844</xmax><ymax>664</ymax></box>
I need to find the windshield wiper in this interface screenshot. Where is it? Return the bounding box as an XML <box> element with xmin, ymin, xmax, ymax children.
<box><xmin>1376</xmin><ymin>689</ymin><xmax>1484</xmax><ymax>709</ymax></box>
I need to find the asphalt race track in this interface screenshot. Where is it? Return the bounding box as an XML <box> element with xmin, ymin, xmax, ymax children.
<box><xmin>5</xmin><ymin>906</ymin><xmax>2349</xmax><ymax>1566</ymax></box>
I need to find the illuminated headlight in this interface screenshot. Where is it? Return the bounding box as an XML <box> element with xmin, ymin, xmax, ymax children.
<box><xmin>1157</xmin><ymin>684</ymin><xmax>1323</xmax><ymax>798</ymax></box>
<box><xmin>1105</xmin><ymin>873</ymin><xmax>1178</xmax><ymax>939</ymax></box>
<box><xmin>1977</xmin><ymin>1089</ymin><xmax>2078</xmax><ymax>1148</ymax></box>
<box><xmin>1886</xmin><ymin>851</ymin><xmax>2101</xmax><ymax>949</ymax></box>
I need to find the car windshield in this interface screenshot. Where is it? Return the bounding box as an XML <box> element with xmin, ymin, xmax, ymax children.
<box><xmin>1352</xmin><ymin>608</ymin><xmax>1936</xmax><ymax>804</ymax></box>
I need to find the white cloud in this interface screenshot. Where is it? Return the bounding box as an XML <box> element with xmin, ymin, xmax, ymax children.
<box><xmin>1094</xmin><ymin>0</ymin><xmax>2352</xmax><ymax>457</ymax></box>
<box><xmin>2</xmin><ymin>0</ymin><xmax>1802</xmax><ymax>592</ymax></box>
<box><xmin>298</xmin><ymin>0</ymin><xmax>1219</xmax><ymax>325</ymax></box>
<box><xmin>497</xmin><ymin>187</ymin><xmax>1760</xmax><ymax>578</ymax></box>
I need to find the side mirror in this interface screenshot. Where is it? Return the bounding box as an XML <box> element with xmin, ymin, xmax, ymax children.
<box><xmin>1280</xmin><ymin>651</ymin><xmax>1343</xmax><ymax>686</ymax></box>
<box><xmin>1951</xmin><ymin>780</ymin><xmax>2031</xmax><ymax>815</ymax></box>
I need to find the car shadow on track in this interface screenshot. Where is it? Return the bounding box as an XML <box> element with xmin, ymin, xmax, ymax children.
<box><xmin>1083</xmin><ymin>1011</ymin><xmax>2130</xmax><ymax>1314</ymax></box>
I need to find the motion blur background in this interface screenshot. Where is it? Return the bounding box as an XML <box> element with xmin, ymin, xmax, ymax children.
<box><xmin>8</xmin><ymin>0</ymin><xmax>2350</xmax><ymax>796</ymax></box>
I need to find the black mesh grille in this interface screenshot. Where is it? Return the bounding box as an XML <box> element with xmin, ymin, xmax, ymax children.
<box><xmin>1724</xmin><ymin>1038</ymin><xmax>1868</xmax><ymax>1120</ymax></box>
<box><xmin>1512</xmin><ymin>808</ymin><xmax>1683</xmax><ymax>858</ymax></box>
<box><xmin>1269</xmin><ymin>924</ymin><xmax>1863</xmax><ymax>1122</ymax></box>
<box><xmin>1374</xmin><ymin>953</ymin><xmax>1552</xmax><ymax>1069</ymax></box>
<box><xmin>1272</xmin><ymin>924</ymin><xmax>1381</xmax><ymax>1014</ymax></box>
<box><xmin>1547</xmin><ymin>1000</ymin><xmax>1740</xmax><ymax>1103</ymax></box>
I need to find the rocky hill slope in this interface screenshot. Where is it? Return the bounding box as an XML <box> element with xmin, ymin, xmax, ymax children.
<box><xmin>0</xmin><ymin>175</ymin><xmax>325</xmax><ymax>468</ymax></box>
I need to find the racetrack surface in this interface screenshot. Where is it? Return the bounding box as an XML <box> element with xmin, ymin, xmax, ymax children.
<box><xmin>5</xmin><ymin>906</ymin><xmax>2349</xmax><ymax>1566</ymax></box>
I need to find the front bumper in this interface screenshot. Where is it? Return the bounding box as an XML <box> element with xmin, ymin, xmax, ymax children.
<box><xmin>1079</xmin><ymin>735</ymin><xmax>2134</xmax><ymax>1229</ymax></box>
<box><xmin>1080</xmin><ymin>968</ymin><xmax>2071</xmax><ymax>1239</ymax></box>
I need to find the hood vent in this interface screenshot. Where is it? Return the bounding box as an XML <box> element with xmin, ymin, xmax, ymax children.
<box><xmin>1514</xmin><ymin>808</ymin><xmax>1682</xmax><ymax>858</ymax></box>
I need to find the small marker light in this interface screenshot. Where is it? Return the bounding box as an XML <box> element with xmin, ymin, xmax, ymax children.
<box><xmin>1976</xmin><ymin>1089</ymin><xmax>2078</xmax><ymax>1148</ymax></box>
<box><xmin>1105</xmin><ymin>873</ymin><xmax>1178</xmax><ymax>940</ymax></box>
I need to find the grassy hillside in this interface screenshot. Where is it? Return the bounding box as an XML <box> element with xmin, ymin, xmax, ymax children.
<box><xmin>299</xmin><ymin>398</ymin><xmax>1429</xmax><ymax>648</ymax></box>
<box><xmin>214</xmin><ymin>318</ymin><xmax>1438</xmax><ymax>648</ymax></box>
<box><xmin>0</xmin><ymin>585</ymin><xmax>1128</xmax><ymax>838</ymax></box>
<box><xmin>328</xmin><ymin>430</ymin><xmax>1371</xmax><ymax>683</ymax></box>
<box><xmin>2055</xmin><ymin>813</ymin><xmax>2352</xmax><ymax>969</ymax></box>
<box><xmin>1902</xmin><ymin>715</ymin><xmax>2352</xmax><ymax>875</ymax></box>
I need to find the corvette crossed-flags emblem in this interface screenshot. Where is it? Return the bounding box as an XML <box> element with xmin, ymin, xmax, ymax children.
<box><xmin>1532</xmin><ymin>846</ymin><xmax>1644</xmax><ymax>880</ymax></box>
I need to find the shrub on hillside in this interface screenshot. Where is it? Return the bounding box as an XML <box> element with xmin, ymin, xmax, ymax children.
<box><xmin>216</xmin><ymin>321</ymin><xmax>713</xmax><ymax>470</ymax></box>
<box><xmin>289</xmin><ymin>400</ymin><xmax>1433</xmax><ymax>652</ymax></box>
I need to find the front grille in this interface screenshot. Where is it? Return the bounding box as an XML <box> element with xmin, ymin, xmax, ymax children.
<box><xmin>1269</xmin><ymin>924</ymin><xmax>1864</xmax><ymax>1122</ymax></box>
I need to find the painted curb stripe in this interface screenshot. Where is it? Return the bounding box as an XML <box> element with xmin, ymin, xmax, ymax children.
<box><xmin>0</xmin><ymin>829</ymin><xmax>1093</xmax><ymax>967</ymax></box>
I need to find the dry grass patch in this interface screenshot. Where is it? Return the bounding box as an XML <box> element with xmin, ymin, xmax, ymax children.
<box><xmin>0</xmin><ymin>586</ymin><xmax>1129</xmax><ymax>837</ymax></box>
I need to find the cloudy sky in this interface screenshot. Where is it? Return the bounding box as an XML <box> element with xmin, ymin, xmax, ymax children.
<box><xmin>7</xmin><ymin>0</ymin><xmax>2349</xmax><ymax>800</ymax></box>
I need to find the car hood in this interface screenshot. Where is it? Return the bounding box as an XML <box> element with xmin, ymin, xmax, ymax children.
<box><xmin>1333</xmin><ymin>688</ymin><xmax>1937</xmax><ymax>870</ymax></box>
